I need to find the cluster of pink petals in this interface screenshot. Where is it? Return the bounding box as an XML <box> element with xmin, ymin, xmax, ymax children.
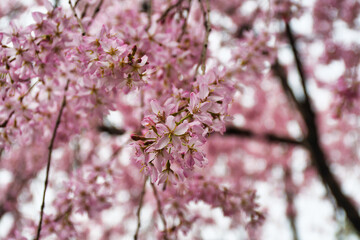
<box><xmin>5</xmin><ymin>0</ymin><xmax>360</xmax><ymax>238</ymax></box>
<box><xmin>132</xmin><ymin>69</ymin><xmax>235</xmax><ymax>185</ymax></box>
<box><xmin>68</xmin><ymin>26</ymin><xmax>153</xmax><ymax>93</ymax></box>
<box><xmin>39</xmin><ymin>163</ymin><xmax>116</xmax><ymax>239</ymax></box>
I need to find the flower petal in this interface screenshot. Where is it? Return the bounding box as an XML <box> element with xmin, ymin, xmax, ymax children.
<box><xmin>154</xmin><ymin>155</ymin><xmax>163</xmax><ymax>172</ymax></box>
<box><xmin>199</xmin><ymin>83</ymin><xmax>209</xmax><ymax>99</ymax></box>
<box><xmin>174</xmin><ymin>122</ymin><xmax>189</xmax><ymax>135</ymax></box>
<box><xmin>166</xmin><ymin>115</ymin><xmax>176</xmax><ymax>130</ymax></box>
<box><xmin>155</xmin><ymin>123</ymin><xmax>168</xmax><ymax>135</ymax></box>
<box><xmin>189</xmin><ymin>92</ymin><xmax>198</xmax><ymax>112</ymax></box>
<box><xmin>155</xmin><ymin>135</ymin><xmax>170</xmax><ymax>150</ymax></box>
<box><xmin>138</xmin><ymin>55</ymin><xmax>148</xmax><ymax>67</ymax></box>
<box><xmin>172</xmin><ymin>136</ymin><xmax>182</xmax><ymax>149</ymax></box>
<box><xmin>200</xmin><ymin>101</ymin><xmax>211</xmax><ymax>112</ymax></box>
<box><xmin>150</xmin><ymin>100</ymin><xmax>162</xmax><ymax>115</ymax></box>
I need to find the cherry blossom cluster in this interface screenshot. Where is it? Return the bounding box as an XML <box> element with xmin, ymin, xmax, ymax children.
<box><xmin>332</xmin><ymin>75</ymin><xmax>360</xmax><ymax>116</ymax></box>
<box><xmin>233</xmin><ymin>31</ymin><xmax>276</xmax><ymax>80</ymax></box>
<box><xmin>2</xmin><ymin>0</ymin><xmax>360</xmax><ymax>239</ymax></box>
<box><xmin>38</xmin><ymin>163</ymin><xmax>116</xmax><ymax>239</ymax></box>
<box><xmin>314</xmin><ymin>0</ymin><xmax>360</xmax><ymax>36</ymax></box>
<box><xmin>68</xmin><ymin>26</ymin><xmax>152</xmax><ymax>93</ymax></box>
<box><xmin>0</xmin><ymin>4</ymin><xmax>80</xmax><ymax>149</ymax></box>
<box><xmin>132</xmin><ymin>69</ymin><xmax>234</xmax><ymax>185</ymax></box>
<box><xmin>161</xmin><ymin>175</ymin><xmax>264</xmax><ymax>238</ymax></box>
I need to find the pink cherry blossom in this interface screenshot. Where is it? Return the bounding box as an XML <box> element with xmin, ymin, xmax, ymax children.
<box><xmin>1</xmin><ymin>1</ymin><xmax>360</xmax><ymax>240</ymax></box>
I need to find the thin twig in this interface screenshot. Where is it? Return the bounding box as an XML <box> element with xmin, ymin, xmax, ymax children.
<box><xmin>225</xmin><ymin>126</ymin><xmax>303</xmax><ymax>145</ymax></box>
<box><xmin>97</xmin><ymin>125</ymin><xmax>126</xmax><ymax>135</ymax></box>
<box><xmin>144</xmin><ymin>0</ymin><xmax>153</xmax><ymax>32</ymax></box>
<box><xmin>86</xmin><ymin>0</ymin><xmax>104</xmax><ymax>29</ymax></box>
<box><xmin>283</xmin><ymin>166</ymin><xmax>299</xmax><ymax>240</ymax></box>
<box><xmin>81</xmin><ymin>3</ymin><xmax>89</xmax><ymax>19</ymax></box>
<box><xmin>177</xmin><ymin>0</ymin><xmax>192</xmax><ymax>42</ymax></box>
<box><xmin>134</xmin><ymin>177</ymin><xmax>148</xmax><ymax>240</ymax></box>
<box><xmin>35</xmin><ymin>79</ymin><xmax>70</xmax><ymax>240</ymax></box>
<box><xmin>19</xmin><ymin>79</ymin><xmax>40</xmax><ymax>103</ymax></box>
<box><xmin>150</xmin><ymin>182</ymin><xmax>168</xmax><ymax>239</ymax></box>
<box><xmin>92</xmin><ymin>0</ymin><xmax>104</xmax><ymax>18</ymax></box>
<box><xmin>194</xmin><ymin>0</ymin><xmax>211</xmax><ymax>78</ymax></box>
<box><xmin>157</xmin><ymin>0</ymin><xmax>184</xmax><ymax>23</ymax></box>
<box><xmin>74</xmin><ymin>0</ymin><xmax>81</xmax><ymax>8</ymax></box>
<box><xmin>69</xmin><ymin>0</ymin><xmax>86</xmax><ymax>35</ymax></box>
<box><xmin>0</xmin><ymin>111</ymin><xmax>15</xmax><ymax>128</ymax></box>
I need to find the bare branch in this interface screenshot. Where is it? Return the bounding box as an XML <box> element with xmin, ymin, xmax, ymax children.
<box><xmin>0</xmin><ymin>173</ymin><xmax>33</xmax><ymax>220</ymax></box>
<box><xmin>177</xmin><ymin>0</ymin><xmax>192</xmax><ymax>42</ymax></box>
<box><xmin>151</xmin><ymin>182</ymin><xmax>168</xmax><ymax>239</ymax></box>
<box><xmin>85</xmin><ymin>0</ymin><xmax>104</xmax><ymax>29</ymax></box>
<box><xmin>134</xmin><ymin>177</ymin><xmax>148</xmax><ymax>240</ymax></box>
<box><xmin>283</xmin><ymin>166</ymin><xmax>299</xmax><ymax>240</ymax></box>
<box><xmin>74</xmin><ymin>0</ymin><xmax>81</xmax><ymax>8</ymax></box>
<box><xmin>97</xmin><ymin>124</ymin><xmax>303</xmax><ymax>146</ymax></box>
<box><xmin>69</xmin><ymin>0</ymin><xmax>86</xmax><ymax>36</ymax></box>
<box><xmin>19</xmin><ymin>79</ymin><xmax>40</xmax><ymax>103</ymax></box>
<box><xmin>92</xmin><ymin>0</ymin><xmax>104</xmax><ymax>19</ymax></box>
<box><xmin>0</xmin><ymin>111</ymin><xmax>15</xmax><ymax>128</ymax></box>
<box><xmin>271</xmin><ymin>60</ymin><xmax>306</xmax><ymax>118</ymax></box>
<box><xmin>81</xmin><ymin>3</ymin><xmax>89</xmax><ymax>19</ymax></box>
<box><xmin>157</xmin><ymin>0</ymin><xmax>185</xmax><ymax>23</ymax></box>
<box><xmin>143</xmin><ymin>0</ymin><xmax>153</xmax><ymax>32</ymax></box>
<box><xmin>285</xmin><ymin>22</ymin><xmax>309</xmax><ymax>102</ymax></box>
<box><xmin>225</xmin><ymin>126</ymin><xmax>303</xmax><ymax>145</ymax></box>
<box><xmin>97</xmin><ymin>125</ymin><xmax>126</xmax><ymax>135</ymax></box>
<box><xmin>194</xmin><ymin>0</ymin><xmax>211</xmax><ymax>77</ymax></box>
<box><xmin>276</xmin><ymin>21</ymin><xmax>360</xmax><ymax>234</ymax></box>
<box><xmin>35</xmin><ymin>79</ymin><xmax>70</xmax><ymax>240</ymax></box>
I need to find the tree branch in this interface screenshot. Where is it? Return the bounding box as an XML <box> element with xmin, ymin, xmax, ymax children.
<box><xmin>98</xmin><ymin>124</ymin><xmax>303</xmax><ymax>146</ymax></box>
<box><xmin>271</xmin><ymin>60</ymin><xmax>304</xmax><ymax>114</ymax></box>
<box><xmin>0</xmin><ymin>111</ymin><xmax>14</xmax><ymax>128</ymax></box>
<box><xmin>35</xmin><ymin>79</ymin><xmax>70</xmax><ymax>240</ymax></box>
<box><xmin>177</xmin><ymin>0</ymin><xmax>192</xmax><ymax>42</ymax></box>
<box><xmin>86</xmin><ymin>0</ymin><xmax>104</xmax><ymax>29</ymax></box>
<box><xmin>0</xmin><ymin>174</ymin><xmax>31</xmax><ymax>220</ymax></box>
<box><xmin>97</xmin><ymin>125</ymin><xmax>126</xmax><ymax>135</ymax></box>
<box><xmin>157</xmin><ymin>0</ymin><xmax>185</xmax><ymax>23</ymax></box>
<box><xmin>74</xmin><ymin>0</ymin><xmax>81</xmax><ymax>8</ymax></box>
<box><xmin>150</xmin><ymin>182</ymin><xmax>168</xmax><ymax>239</ymax></box>
<box><xmin>142</xmin><ymin>0</ymin><xmax>153</xmax><ymax>32</ymax></box>
<box><xmin>194</xmin><ymin>0</ymin><xmax>211</xmax><ymax>76</ymax></box>
<box><xmin>283</xmin><ymin>166</ymin><xmax>299</xmax><ymax>240</ymax></box>
<box><xmin>69</xmin><ymin>0</ymin><xmax>86</xmax><ymax>35</ymax></box>
<box><xmin>134</xmin><ymin>177</ymin><xmax>148</xmax><ymax>240</ymax></box>
<box><xmin>80</xmin><ymin>3</ymin><xmax>89</xmax><ymax>19</ymax></box>
<box><xmin>225</xmin><ymin>126</ymin><xmax>303</xmax><ymax>145</ymax></box>
<box><xmin>285</xmin><ymin>23</ymin><xmax>309</xmax><ymax>102</ymax></box>
<box><xmin>279</xmin><ymin>22</ymin><xmax>360</xmax><ymax>234</ymax></box>
<box><xmin>92</xmin><ymin>0</ymin><xmax>104</xmax><ymax>19</ymax></box>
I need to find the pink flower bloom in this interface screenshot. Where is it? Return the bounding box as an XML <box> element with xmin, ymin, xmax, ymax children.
<box><xmin>184</xmin><ymin>137</ymin><xmax>207</xmax><ymax>168</ymax></box>
<box><xmin>188</xmin><ymin>92</ymin><xmax>212</xmax><ymax>124</ymax></box>
<box><xmin>154</xmin><ymin>115</ymin><xmax>189</xmax><ymax>150</ymax></box>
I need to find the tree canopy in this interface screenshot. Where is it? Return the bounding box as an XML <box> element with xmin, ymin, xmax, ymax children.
<box><xmin>0</xmin><ymin>0</ymin><xmax>359</xmax><ymax>239</ymax></box>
